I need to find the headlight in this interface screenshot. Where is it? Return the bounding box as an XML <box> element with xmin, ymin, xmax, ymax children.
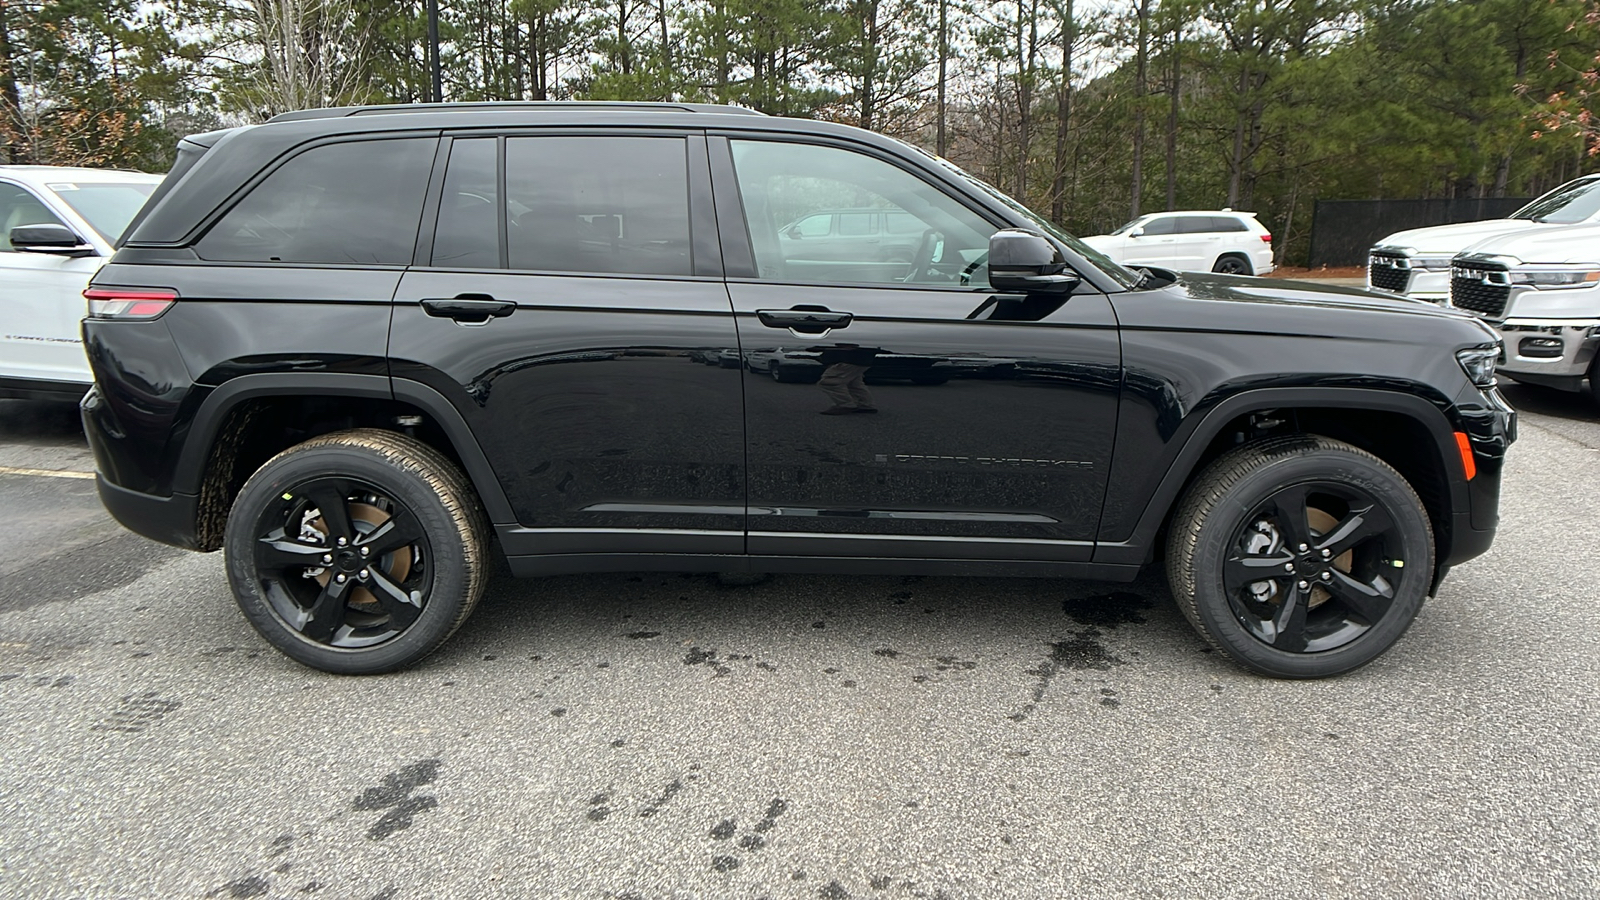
<box><xmin>1411</xmin><ymin>256</ymin><xmax>1453</xmax><ymax>271</ymax></box>
<box><xmin>1456</xmin><ymin>345</ymin><xmax>1500</xmax><ymax>387</ymax></box>
<box><xmin>1508</xmin><ymin>266</ymin><xmax>1600</xmax><ymax>289</ymax></box>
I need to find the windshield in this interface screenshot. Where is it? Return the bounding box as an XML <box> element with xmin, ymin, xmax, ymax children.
<box><xmin>44</xmin><ymin>181</ymin><xmax>159</xmax><ymax>243</ymax></box>
<box><xmin>1111</xmin><ymin>217</ymin><xmax>1150</xmax><ymax>235</ymax></box>
<box><xmin>927</xmin><ymin>158</ymin><xmax>1141</xmax><ymax>289</ymax></box>
<box><xmin>1512</xmin><ymin>176</ymin><xmax>1600</xmax><ymax>224</ymax></box>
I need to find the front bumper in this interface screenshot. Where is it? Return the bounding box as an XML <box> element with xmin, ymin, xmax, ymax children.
<box><xmin>1492</xmin><ymin>318</ymin><xmax>1600</xmax><ymax>386</ymax></box>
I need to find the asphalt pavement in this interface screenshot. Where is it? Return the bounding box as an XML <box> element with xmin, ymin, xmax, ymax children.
<box><xmin>0</xmin><ymin>384</ymin><xmax>1596</xmax><ymax>900</ymax></box>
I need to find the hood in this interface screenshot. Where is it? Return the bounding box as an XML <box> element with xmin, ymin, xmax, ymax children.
<box><xmin>1170</xmin><ymin>270</ymin><xmax>1486</xmax><ymax>320</ymax></box>
<box><xmin>1374</xmin><ymin>218</ymin><xmax>1545</xmax><ymax>255</ymax></box>
<box><xmin>1456</xmin><ymin>222</ymin><xmax>1600</xmax><ymax>265</ymax></box>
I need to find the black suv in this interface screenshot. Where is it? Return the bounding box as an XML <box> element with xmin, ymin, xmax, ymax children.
<box><xmin>81</xmin><ymin>102</ymin><xmax>1515</xmax><ymax>678</ymax></box>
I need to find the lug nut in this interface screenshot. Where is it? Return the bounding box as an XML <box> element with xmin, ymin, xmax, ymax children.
<box><xmin>360</xmin><ymin>546</ymin><xmax>370</xmax><ymax>557</ymax></box>
<box><xmin>1284</xmin><ymin>562</ymin><xmax>1294</xmax><ymax>572</ymax></box>
<box><xmin>1297</xmin><ymin>580</ymin><xmax>1309</xmax><ymax>590</ymax></box>
<box><xmin>1320</xmin><ymin>548</ymin><xmax>1331</xmax><ymax>559</ymax></box>
<box><xmin>335</xmin><ymin>574</ymin><xmax>347</xmax><ymax>584</ymax></box>
<box><xmin>359</xmin><ymin>569</ymin><xmax>369</xmax><ymax>580</ymax></box>
<box><xmin>1297</xmin><ymin>543</ymin><xmax>1309</xmax><ymax>552</ymax></box>
<box><xmin>337</xmin><ymin>537</ymin><xmax>348</xmax><ymax>547</ymax></box>
<box><xmin>1321</xmin><ymin>571</ymin><xmax>1332</xmax><ymax>581</ymax></box>
<box><xmin>322</xmin><ymin>554</ymin><xmax>333</xmax><ymax>564</ymax></box>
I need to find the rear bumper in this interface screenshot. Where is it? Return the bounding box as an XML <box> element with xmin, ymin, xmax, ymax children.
<box><xmin>95</xmin><ymin>474</ymin><xmax>202</xmax><ymax>551</ymax></box>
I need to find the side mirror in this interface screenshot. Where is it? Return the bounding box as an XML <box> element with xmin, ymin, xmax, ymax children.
<box><xmin>988</xmin><ymin>229</ymin><xmax>1079</xmax><ymax>294</ymax></box>
<box><xmin>11</xmin><ymin>223</ymin><xmax>95</xmax><ymax>257</ymax></box>
<box><xmin>1128</xmin><ymin>227</ymin><xmax>1144</xmax><ymax>238</ymax></box>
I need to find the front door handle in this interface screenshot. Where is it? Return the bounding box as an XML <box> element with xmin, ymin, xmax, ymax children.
<box><xmin>756</xmin><ymin>308</ymin><xmax>853</xmax><ymax>334</ymax></box>
<box><xmin>421</xmin><ymin>294</ymin><xmax>516</xmax><ymax>323</ymax></box>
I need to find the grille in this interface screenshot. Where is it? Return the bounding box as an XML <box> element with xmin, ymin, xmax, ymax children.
<box><xmin>1450</xmin><ymin>263</ymin><xmax>1511</xmax><ymax>318</ymax></box>
<box><xmin>1367</xmin><ymin>254</ymin><xmax>1410</xmax><ymax>293</ymax></box>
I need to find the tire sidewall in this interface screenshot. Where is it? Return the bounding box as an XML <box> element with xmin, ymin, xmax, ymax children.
<box><xmin>224</xmin><ymin>439</ymin><xmax>476</xmax><ymax>674</ymax></box>
<box><xmin>1187</xmin><ymin>449</ymin><xmax>1434</xmax><ymax>678</ymax></box>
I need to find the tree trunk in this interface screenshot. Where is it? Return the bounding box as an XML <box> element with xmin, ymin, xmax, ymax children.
<box><xmin>1130</xmin><ymin>0</ymin><xmax>1149</xmax><ymax>218</ymax></box>
<box><xmin>936</xmin><ymin>0</ymin><xmax>947</xmax><ymax>156</ymax></box>
<box><xmin>1165</xmin><ymin>19</ymin><xmax>1179</xmax><ymax>210</ymax></box>
<box><xmin>1050</xmin><ymin>0</ymin><xmax>1073</xmax><ymax>223</ymax></box>
<box><xmin>0</xmin><ymin>0</ymin><xmax>24</xmax><ymax>163</ymax></box>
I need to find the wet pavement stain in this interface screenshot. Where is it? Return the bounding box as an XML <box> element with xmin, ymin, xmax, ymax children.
<box><xmin>587</xmin><ymin>793</ymin><xmax>612</xmax><ymax>822</ymax></box>
<box><xmin>637</xmin><ymin>780</ymin><xmax>682</xmax><ymax>819</ymax></box>
<box><xmin>353</xmin><ymin>759</ymin><xmax>441</xmax><ymax>840</ymax></box>
<box><xmin>712</xmin><ymin>855</ymin><xmax>740</xmax><ymax>872</ymax></box>
<box><xmin>92</xmin><ymin>691</ymin><xmax>180</xmax><ymax>733</ymax></box>
<box><xmin>206</xmin><ymin>875</ymin><xmax>269</xmax><ymax>898</ymax></box>
<box><xmin>710</xmin><ymin>819</ymin><xmax>737</xmax><ymax>840</ymax></box>
<box><xmin>1010</xmin><ymin>631</ymin><xmax>1124</xmax><ymax>721</ymax></box>
<box><xmin>1061</xmin><ymin>591</ymin><xmax>1153</xmax><ymax>629</ymax></box>
<box><xmin>819</xmin><ymin>880</ymin><xmax>851</xmax><ymax>898</ymax></box>
<box><xmin>625</xmin><ymin>631</ymin><xmax>661</xmax><ymax>640</ymax></box>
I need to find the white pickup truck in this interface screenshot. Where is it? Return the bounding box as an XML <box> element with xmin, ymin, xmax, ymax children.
<box><xmin>1367</xmin><ymin>174</ymin><xmax>1600</xmax><ymax>303</ymax></box>
<box><xmin>0</xmin><ymin>166</ymin><xmax>163</xmax><ymax>401</ymax></box>
<box><xmin>1449</xmin><ymin>223</ymin><xmax>1600</xmax><ymax>402</ymax></box>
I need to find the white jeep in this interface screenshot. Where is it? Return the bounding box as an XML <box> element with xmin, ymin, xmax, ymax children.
<box><xmin>0</xmin><ymin>166</ymin><xmax>163</xmax><ymax>401</ymax></box>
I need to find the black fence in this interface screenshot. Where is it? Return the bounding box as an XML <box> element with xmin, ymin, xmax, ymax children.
<box><xmin>1307</xmin><ymin>197</ymin><xmax>1532</xmax><ymax>267</ymax></box>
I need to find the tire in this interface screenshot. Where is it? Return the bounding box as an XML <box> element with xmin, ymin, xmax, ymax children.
<box><xmin>1212</xmin><ymin>254</ymin><xmax>1251</xmax><ymax>275</ymax></box>
<box><xmin>1165</xmin><ymin>435</ymin><xmax>1434</xmax><ymax>678</ymax></box>
<box><xmin>224</xmin><ymin>428</ymin><xmax>489</xmax><ymax>674</ymax></box>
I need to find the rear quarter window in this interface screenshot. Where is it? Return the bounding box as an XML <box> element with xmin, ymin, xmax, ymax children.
<box><xmin>196</xmin><ymin>138</ymin><xmax>436</xmax><ymax>265</ymax></box>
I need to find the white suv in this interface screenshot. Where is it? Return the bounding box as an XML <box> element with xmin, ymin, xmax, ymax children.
<box><xmin>1449</xmin><ymin>222</ymin><xmax>1600</xmax><ymax>403</ymax></box>
<box><xmin>0</xmin><ymin>166</ymin><xmax>162</xmax><ymax>401</ymax></box>
<box><xmin>1368</xmin><ymin>174</ymin><xmax>1600</xmax><ymax>303</ymax></box>
<box><xmin>1079</xmin><ymin>210</ymin><xmax>1275</xmax><ymax>275</ymax></box>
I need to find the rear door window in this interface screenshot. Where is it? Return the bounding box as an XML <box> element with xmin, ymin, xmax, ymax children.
<box><xmin>198</xmin><ymin>138</ymin><xmax>436</xmax><ymax>265</ymax></box>
<box><xmin>504</xmin><ymin>136</ymin><xmax>692</xmax><ymax>276</ymax></box>
<box><xmin>1209</xmin><ymin>216</ymin><xmax>1249</xmax><ymax>232</ymax></box>
<box><xmin>1174</xmin><ymin>216</ymin><xmax>1215</xmax><ymax>234</ymax></box>
<box><xmin>432</xmin><ymin>138</ymin><xmax>500</xmax><ymax>269</ymax></box>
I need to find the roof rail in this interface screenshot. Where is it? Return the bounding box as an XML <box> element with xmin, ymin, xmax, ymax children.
<box><xmin>268</xmin><ymin>101</ymin><xmax>767</xmax><ymax>123</ymax></box>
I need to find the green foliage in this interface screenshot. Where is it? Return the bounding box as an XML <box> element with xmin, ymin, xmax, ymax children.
<box><xmin>2</xmin><ymin>0</ymin><xmax>1595</xmax><ymax>265</ymax></box>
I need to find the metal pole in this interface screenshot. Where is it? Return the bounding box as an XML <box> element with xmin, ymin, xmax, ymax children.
<box><xmin>427</xmin><ymin>0</ymin><xmax>442</xmax><ymax>103</ymax></box>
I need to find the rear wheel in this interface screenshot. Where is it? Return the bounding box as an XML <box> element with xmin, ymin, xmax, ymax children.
<box><xmin>224</xmin><ymin>429</ymin><xmax>488</xmax><ymax>674</ymax></box>
<box><xmin>1166</xmin><ymin>435</ymin><xmax>1433</xmax><ymax>678</ymax></box>
<box><xmin>1212</xmin><ymin>254</ymin><xmax>1251</xmax><ymax>275</ymax></box>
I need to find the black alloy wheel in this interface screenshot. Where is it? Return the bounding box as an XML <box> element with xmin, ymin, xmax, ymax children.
<box><xmin>249</xmin><ymin>477</ymin><xmax>430</xmax><ymax>650</ymax></box>
<box><xmin>1212</xmin><ymin>255</ymin><xmax>1250</xmax><ymax>275</ymax></box>
<box><xmin>1167</xmin><ymin>435</ymin><xmax>1433</xmax><ymax>678</ymax></box>
<box><xmin>225</xmin><ymin>429</ymin><xmax>488</xmax><ymax>674</ymax></box>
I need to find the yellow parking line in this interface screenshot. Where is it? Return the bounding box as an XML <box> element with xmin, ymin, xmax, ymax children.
<box><xmin>0</xmin><ymin>465</ymin><xmax>96</xmax><ymax>480</ymax></box>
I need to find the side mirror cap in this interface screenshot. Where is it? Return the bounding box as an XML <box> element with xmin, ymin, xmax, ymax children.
<box><xmin>11</xmin><ymin>223</ymin><xmax>95</xmax><ymax>256</ymax></box>
<box><xmin>1128</xmin><ymin>227</ymin><xmax>1144</xmax><ymax>238</ymax></box>
<box><xmin>988</xmin><ymin>229</ymin><xmax>1079</xmax><ymax>294</ymax></box>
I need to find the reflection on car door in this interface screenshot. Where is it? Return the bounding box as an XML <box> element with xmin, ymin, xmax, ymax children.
<box><xmin>389</xmin><ymin>132</ymin><xmax>747</xmax><ymax>560</ymax></box>
<box><xmin>1168</xmin><ymin>215</ymin><xmax>1218</xmax><ymax>271</ymax></box>
<box><xmin>713</xmin><ymin>136</ymin><xmax>1120</xmax><ymax>564</ymax></box>
<box><xmin>1123</xmin><ymin>215</ymin><xmax>1176</xmax><ymax>267</ymax></box>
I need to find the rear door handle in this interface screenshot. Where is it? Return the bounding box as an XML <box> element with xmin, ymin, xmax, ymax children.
<box><xmin>756</xmin><ymin>308</ymin><xmax>853</xmax><ymax>333</ymax></box>
<box><xmin>421</xmin><ymin>294</ymin><xmax>516</xmax><ymax>323</ymax></box>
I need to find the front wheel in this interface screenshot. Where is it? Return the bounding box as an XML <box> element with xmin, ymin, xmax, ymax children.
<box><xmin>224</xmin><ymin>429</ymin><xmax>489</xmax><ymax>674</ymax></box>
<box><xmin>1165</xmin><ymin>435</ymin><xmax>1434</xmax><ymax>678</ymax></box>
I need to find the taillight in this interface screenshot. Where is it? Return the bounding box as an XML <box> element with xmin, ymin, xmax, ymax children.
<box><xmin>84</xmin><ymin>287</ymin><xmax>177</xmax><ymax>319</ymax></box>
<box><xmin>1260</xmin><ymin>234</ymin><xmax>1273</xmax><ymax>243</ymax></box>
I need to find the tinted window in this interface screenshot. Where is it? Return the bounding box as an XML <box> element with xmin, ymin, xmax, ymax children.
<box><xmin>837</xmin><ymin>212</ymin><xmax>875</xmax><ymax>236</ymax></box>
<box><xmin>505</xmin><ymin>136</ymin><xmax>691</xmax><ymax>276</ymax></box>
<box><xmin>793</xmin><ymin>214</ymin><xmax>831</xmax><ymax>237</ymax></box>
<box><xmin>0</xmin><ymin>184</ymin><xmax>66</xmax><ymax>251</ymax></box>
<box><xmin>1139</xmin><ymin>216</ymin><xmax>1176</xmax><ymax>235</ymax></box>
<box><xmin>44</xmin><ymin>182</ymin><xmax>157</xmax><ymax>243</ymax></box>
<box><xmin>1174</xmin><ymin>216</ymin><xmax>1215</xmax><ymax>234</ymax></box>
<box><xmin>432</xmin><ymin>138</ymin><xmax>499</xmax><ymax>269</ymax></box>
<box><xmin>731</xmin><ymin>140</ymin><xmax>994</xmax><ymax>288</ymax></box>
<box><xmin>198</xmin><ymin>139</ymin><xmax>435</xmax><ymax>265</ymax></box>
<box><xmin>1209</xmin><ymin>216</ymin><xmax>1249</xmax><ymax>232</ymax></box>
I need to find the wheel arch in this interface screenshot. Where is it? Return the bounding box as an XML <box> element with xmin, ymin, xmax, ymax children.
<box><xmin>1096</xmin><ymin>387</ymin><xmax>1467</xmax><ymax>571</ymax></box>
<box><xmin>178</xmin><ymin>373</ymin><xmax>515</xmax><ymax>551</ymax></box>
